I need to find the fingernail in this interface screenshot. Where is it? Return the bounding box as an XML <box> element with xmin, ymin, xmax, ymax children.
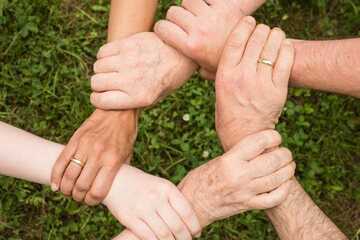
<box><xmin>244</xmin><ymin>16</ymin><xmax>255</xmax><ymax>24</ymax></box>
<box><xmin>51</xmin><ymin>183</ymin><xmax>58</xmax><ymax>192</ymax></box>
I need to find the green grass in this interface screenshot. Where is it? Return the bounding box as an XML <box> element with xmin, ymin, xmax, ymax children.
<box><xmin>0</xmin><ymin>0</ymin><xmax>359</xmax><ymax>239</ymax></box>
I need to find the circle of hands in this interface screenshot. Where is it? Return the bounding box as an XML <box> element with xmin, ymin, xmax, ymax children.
<box><xmin>51</xmin><ymin>0</ymin><xmax>297</xmax><ymax>239</ymax></box>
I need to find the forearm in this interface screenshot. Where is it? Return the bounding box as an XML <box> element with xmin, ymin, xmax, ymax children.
<box><xmin>0</xmin><ymin>122</ymin><xmax>62</xmax><ymax>185</ymax></box>
<box><xmin>223</xmin><ymin>128</ymin><xmax>346</xmax><ymax>239</ymax></box>
<box><xmin>96</xmin><ymin>0</ymin><xmax>160</xmax><ymax>151</ymax></box>
<box><xmin>108</xmin><ymin>0</ymin><xmax>158</xmax><ymax>42</ymax></box>
<box><xmin>291</xmin><ymin>38</ymin><xmax>360</xmax><ymax>98</ymax></box>
<box><xmin>266</xmin><ymin>180</ymin><xmax>347</xmax><ymax>240</ymax></box>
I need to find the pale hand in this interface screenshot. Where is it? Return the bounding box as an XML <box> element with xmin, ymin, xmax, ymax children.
<box><xmin>103</xmin><ymin>165</ymin><xmax>201</xmax><ymax>240</ymax></box>
<box><xmin>113</xmin><ymin>130</ymin><xmax>295</xmax><ymax>239</ymax></box>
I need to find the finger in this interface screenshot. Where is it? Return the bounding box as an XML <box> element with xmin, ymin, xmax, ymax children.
<box><xmin>169</xmin><ymin>189</ymin><xmax>202</xmax><ymax>236</ymax></box>
<box><xmin>273</xmin><ymin>39</ymin><xmax>295</xmax><ymax>89</ymax></box>
<box><xmin>93</xmin><ymin>55</ymin><xmax>122</xmax><ymax>73</ymax></box>
<box><xmin>248</xmin><ymin>180</ymin><xmax>292</xmax><ymax>209</ymax></box>
<box><xmin>219</xmin><ymin>16</ymin><xmax>256</xmax><ymax>68</ymax></box>
<box><xmin>241</xmin><ymin>24</ymin><xmax>271</xmax><ymax>70</ymax></box>
<box><xmin>59</xmin><ymin>148</ymin><xmax>87</xmax><ymax>196</ymax></box>
<box><xmin>224</xmin><ymin>130</ymin><xmax>282</xmax><ymax>163</ymax></box>
<box><xmin>124</xmin><ymin>218</ymin><xmax>158</xmax><ymax>240</ymax></box>
<box><xmin>248</xmin><ymin>147</ymin><xmax>293</xmax><ymax>178</ymax></box>
<box><xmin>143</xmin><ymin>212</ymin><xmax>175</xmax><ymax>240</ymax></box>
<box><xmin>112</xmin><ymin>230</ymin><xmax>141</xmax><ymax>240</ymax></box>
<box><xmin>91</xmin><ymin>72</ymin><xmax>128</xmax><ymax>92</ymax></box>
<box><xmin>154</xmin><ymin>20</ymin><xmax>188</xmax><ymax>56</ymax></box>
<box><xmin>97</xmin><ymin>40</ymin><xmax>124</xmax><ymax>59</ymax></box>
<box><xmin>166</xmin><ymin>6</ymin><xmax>196</xmax><ymax>33</ymax></box>
<box><xmin>157</xmin><ymin>203</ymin><xmax>192</xmax><ymax>240</ymax></box>
<box><xmin>199</xmin><ymin>68</ymin><xmax>216</xmax><ymax>80</ymax></box>
<box><xmin>90</xmin><ymin>91</ymin><xmax>135</xmax><ymax>110</ymax></box>
<box><xmin>84</xmin><ymin>166</ymin><xmax>119</xmax><ymax>206</ymax></box>
<box><xmin>251</xmin><ymin>162</ymin><xmax>296</xmax><ymax>194</ymax></box>
<box><xmin>203</xmin><ymin>0</ymin><xmax>217</xmax><ymax>6</ymax></box>
<box><xmin>182</xmin><ymin>0</ymin><xmax>210</xmax><ymax>16</ymax></box>
<box><xmin>72</xmin><ymin>156</ymin><xmax>101</xmax><ymax>202</ymax></box>
<box><xmin>257</xmin><ymin>28</ymin><xmax>286</xmax><ymax>78</ymax></box>
<box><xmin>50</xmin><ymin>137</ymin><xmax>79</xmax><ymax>191</ymax></box>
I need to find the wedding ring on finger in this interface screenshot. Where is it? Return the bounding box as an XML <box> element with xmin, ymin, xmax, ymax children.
<box><xmin>71</xmin><ymin>158</ymin><xmax>85</xmax><ymax>168</ymax></box>
<box><xmin>258</xmin><ymin>58</ymin><xmax>274</xmax><ymax>67</ymax></box>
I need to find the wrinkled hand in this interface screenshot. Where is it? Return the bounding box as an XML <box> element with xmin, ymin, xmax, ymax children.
<box><xmin>51</xmin><ymin>110</ymin><xmax>137</xmax><ymax>205</ymax></box>
<box><xmin>113</xmin><ymin>130</ymin><xmax>295</xmax><ymax>239</ymax></box>
<box><xmin>90</xmin><ymin>32</ymin><xmax>197</xmax><ymax>110</ymax></box>
<box><xmin>103</xmin><ymin>165</ymin><xmax>201</xmax><ymax>240</ymax></box>
<box><xmin>155</xmin><ymin>0</ymin><xmax>266</xmax><ymax>79</ymax></box>
<box><xmin>215</xmin><ymin>17</ymin><xmax>295</xmax><ymax>150</ymax></box>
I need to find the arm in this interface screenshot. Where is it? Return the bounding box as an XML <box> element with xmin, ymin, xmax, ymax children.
<box><xmin>291</xmin><ymin>39</ymin><xmax>360</xmax><ymax>98</ymax></box>
<box><xmin>155</xmin><ymin>1</ymin><xmax>360</xmax><ymax>99</ymax></box>
<box><xmin>50</xmin><ymin>0</ymin><xmax>159</xmax><ymax>205</ymax></box>
<box><xmin>0</xmin><ymin>121</ymin><xmax>201</xmax><ymax>240</ymax></box>
<box><xmin>107</xmin><ymin>0</ymin><xmax>158</xmax><ymax>41</ymax></box>
<box><xmin>215</xmin><ymin>18</ymin><xmax>347</xmax><ymax>240</ymax></box>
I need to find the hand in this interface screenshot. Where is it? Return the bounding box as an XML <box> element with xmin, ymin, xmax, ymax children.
<box><xmin>154</xmin><ymin>0</ymin><xmax>266</xmax><ymax>78</ymax></box>
<box><xmin>112</xmin><ymin>130</ymin><xmax>295</xmax><ymax>239</ymax></box>
<box><xmin>90</xmin><ymin>32</ymin><xmax>197</xmax><ymax>110</ymax></box>
<box><xmin>103</xmin><ymin>165</ymin><xmax>201</xmax><ymax>240</ymax></box>
<box><xmin>215</xmin><ymin>17</ymin><xmax>295</xmax><ymax>150</ymax></box>
<box><xmin>179</xmin><ymin>130</ymin><xmax>295</xmax><ymax>227</ymax></box>
<box><xmin>51</xmin><ymin>109</ymin><xmax>137</xmax><ymax>205</ymax></box>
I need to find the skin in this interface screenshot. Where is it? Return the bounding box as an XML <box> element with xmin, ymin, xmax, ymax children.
<box><xmin>0</xmin><ymin>123</ymin><xmax>295</xmax><ymax>240</ymax></box>
<box><xmin>91</xmin><ymin>32</ymin><xmax>197</xmax><ymax>110</ymax></box>
<box><xmin>154</xmin><ymin>0</ymin><xmax>360</xmax><ymax>99</ymax></box>
<box><xmin>214</xmin><ymin>17</ymin><xmax>347</xmax><ymax>240</ymax></box>
<box><xmin>0</xmin><ymin>122</ymin><xmax>201</xmax><ymax>240</ymax></box>
<box><xmin>50</xmin><ymin>0</ymin><xmax>159</xmax><ymax>206</ymax></box>
<box><xmin>155</xmin><ymin>0</ymin><xmax>265</xmax><ymax>74</ymax></box>
<box><xmin>114</xmin><ymin>130</ymin><xmax>295</xmax><ymax>240</ymax></box>
<box><xmin>90</xmin><ymin>0</ymin><xmax>268</xmax><ymax>110</ymax></box>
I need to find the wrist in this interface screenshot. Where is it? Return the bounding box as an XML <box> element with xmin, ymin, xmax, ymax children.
<box><xmin>217</xmin><ymin>116</ymin><xmax>276</xmax><ymax>151</ymax></box>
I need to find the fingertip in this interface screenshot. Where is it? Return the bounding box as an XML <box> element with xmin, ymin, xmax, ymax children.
<box><xmin>51</xmin><ymin>183</ymin><xmax>59</xmax><ymax>192</ymax></box>
<box><xmin>242</xmin><ymin>16</ymin><xmax>256</xmax><ymax>26</ymax></box>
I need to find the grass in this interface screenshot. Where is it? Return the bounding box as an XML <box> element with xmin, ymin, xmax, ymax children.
<box><xmin>0</xmin><ymin>0</ymin><xmax>359</xmax><ymax>239</ymax></box>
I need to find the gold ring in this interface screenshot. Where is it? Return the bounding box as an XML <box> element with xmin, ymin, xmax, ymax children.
<box><xmin>71</xmin><ymin>158</ymin><xmax>84</xmax><ymax>168</ymax></box>
<box><xmin>258</xmin><ymin>58</ymin><xmax>274</xmax><ymax>67</ymax></box>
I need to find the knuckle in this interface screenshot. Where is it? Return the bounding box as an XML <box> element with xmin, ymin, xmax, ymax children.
<box><xmin>166</xmin><ymin>6</ymin><xmax>178</xmax><ymax>19</ymax></box>
<box><xmin>89</xmin><ymin>188</ymin><xmax>107</xmax><ymax>201</ymax></box>
<box><xmin>173</xmin><ymin>224</ymin><xmax>185</xmax><ymax>235</ymax></box>
<box><xmin>93</xmin><ymin>141</ymin><xmax>106</xmax><ymax>153</ymax></box>
<box><xmin>64</xmin><ymin>170</ymin><xmax>76</xmax><ymax>181</ymax></box>
<box><xmin>186</xmin><ymin>37</ymin><xmax>202</xmax><ymax>53</ymax></box>
<box><xmin>158</xmin><ymin>229</ymin><xmax>171</xmax><ymax>239</ymax></box>
<box><xmin>75</xmin><ymin>182</ymin><xmax>89</xmax><ymax>192</ymax></box>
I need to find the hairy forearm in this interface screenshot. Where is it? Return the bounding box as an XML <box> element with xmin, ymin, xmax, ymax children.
<box><xmin>266</xmin><ymin>180</ymin><xmax>347</xmax><ymax>240</ymax></box>
<box><xmin>108</xmin><ymin>0</ymin><xmax>158</xmax><ymax>41</ymax></box>
<box><xmin>291</xmin><ymin>38</ymin><xmax>360</xmax><ymax>98</ymax></box>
